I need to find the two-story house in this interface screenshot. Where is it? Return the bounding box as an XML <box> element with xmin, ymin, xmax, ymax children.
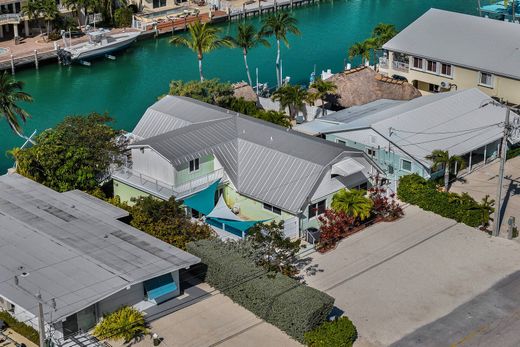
<box><xmin>379</xmin><ymin>8</ymin><xmax>520</xmax><ymax>104</ymax></box>
<box><xmin>112</xmin><ymin>96</ymin><xmax>382</xmax><ymax>239</ymax></box>
<box><xmin>295</xmin><ymin>88</ymin><xmax>518</xmax><ymax>191</ymax></box>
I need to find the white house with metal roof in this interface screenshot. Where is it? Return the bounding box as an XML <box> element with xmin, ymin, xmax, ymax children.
<box><xmin>379</xmin><ymin>8</ymin><xmax>520</xmax><ymax>104</ymax></box>
<box><xmin>112</xmin><ymin>96</ymin><xmax>382</xmax><ymax>240</ymax></box>
<box><xmin>0</xmin><ymin>173</ymin><xmax>200</xmax><ymax>346</ymax></box>
<box><xmin>295</xmin><ymin>88</ymin><xmax>519</xmax><ymax>191</ymax></box>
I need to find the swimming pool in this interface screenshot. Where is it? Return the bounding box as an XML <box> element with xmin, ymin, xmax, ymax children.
<box><xmin>0</xmin><ymin>47</ymin><xmax>9</xmax><ymax>55</ymax></box>
<box><xmin>140</xmin><ymin>6</ymin><xmax>189</xmax><ymax>19</ymax></box>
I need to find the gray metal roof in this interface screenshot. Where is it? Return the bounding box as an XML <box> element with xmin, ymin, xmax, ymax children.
<box><xmin>131</xmin><ymin>97</ymin><xmax>375</xmax><ymax>214</ymax></box>
<box><xmin>0</xmin><ymin>174</ymin><xmax>200</xmax><ymax>323</ymax></box>
<box><xmin>298</xmin><ymin>88</ymin><xmax>518</xmax><ymax>166</ymax></box>
<box><xmin>132</xmin><ymin>96</ymin><xmax>235</xmax><ymax>139</ymax></box>
<box><xmin>383</xmin><ymin>8</ymin><xmax>520</xmax><ymax>80</ymax></box>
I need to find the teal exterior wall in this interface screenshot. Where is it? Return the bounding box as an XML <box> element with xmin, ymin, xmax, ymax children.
<box><xmin>175</xmin><ymin>154</ymin><xmax>215</xmax><ymax>186</ymax></box>
<box><xmin>300</xmin><ymin>192</ymin><xmax>336</xmax><ymax>231</ymax></box>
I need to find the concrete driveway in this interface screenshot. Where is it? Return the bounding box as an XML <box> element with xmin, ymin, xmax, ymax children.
<box><xmin>450</xmin><ymin>156</ymin><xmax>520</xmax><ymax>237</ymax></box>
<box><xmin>303</xmin><ymin>205</ymin><xmax>520</xmax><ymax>346</ymax></box>
<box><xmin>126</xmin><ymin>284</ymin><xmax>301</xmax><ymax>347</ymax></box>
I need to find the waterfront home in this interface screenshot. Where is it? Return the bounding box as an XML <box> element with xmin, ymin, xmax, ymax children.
<box><xmin>379</xmin><ymin>9</ymin><xmax>520</xmax><ymax>104</ymax></box>
<box><xmin>112</xmin><ymin>96</ymin><xmax>381</xmax><ymax>239</ymax></box>
<box><xmin>294</xmin><ymin>88</ymin><xmax>518</xmax><ymax>191</ymax></box>
<box><xmin>0</xmin><ymin>173</ymin><xmax>200</xmax><ymax>344</ymax></box>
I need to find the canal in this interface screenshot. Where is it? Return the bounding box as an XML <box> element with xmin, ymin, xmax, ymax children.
<box><xmin>0</xmin><ymin>0</ymin><xmax>477</xmax><ymax>172</ymax></box>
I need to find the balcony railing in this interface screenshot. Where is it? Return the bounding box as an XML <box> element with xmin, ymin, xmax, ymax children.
<box><xmin>392</xmin><ymin>60</ymin><xmax>409</xmax><ymax>72</ymax></box>
<box><xmin>0</xmin><ymin>13</ymin><xmax>20</xmax><ymax>25</ymax></box>
<box><xmin>113</xmin><ymin>165</ymin><xmax>225</xmax><ymax>199</ymax></box>
<box><xmin>378</xmin><ymin>57</ymin><xmax>388</xmax><ymax>69</ymax></box>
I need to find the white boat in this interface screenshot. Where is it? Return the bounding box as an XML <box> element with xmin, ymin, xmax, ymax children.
<box><xmin>61</xmin><ymin>29</ymin><xmax>140</xmax><ymax>63</ymax></box>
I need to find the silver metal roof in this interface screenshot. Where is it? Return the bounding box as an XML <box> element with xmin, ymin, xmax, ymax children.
<box><xmin>383</xmin><ymin>8</ymin><xmax>520</xmax><ymax>80</ymax></box>
<box><xmin>0</xmin><ymin>174</ymin><xmax>200</xmax><ymax>323</ymax></box>
<box><xmin>131</xmin><ymin>97</ymin><xmax>376</xmax><ymax>214</ymax></box>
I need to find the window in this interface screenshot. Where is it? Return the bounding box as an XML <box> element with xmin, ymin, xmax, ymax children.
<box><xmin>428</xmin><ymin>83</ymin><xmax>440</xmax><ymax>93</ymax></box>
<box><xmin>367</xmin><ymin>148</ymin><xmax>376</xmax><ymax>157</ymax></box>
<box><xmin>401</xmin><ymin>159</ymin><xmax>412</xmax><ymax>172</ymax></box>
<box><xmin>412</xmin><ymin>57</ymin><xmax>423</xmax><ymax>70</ymax></box>
<box><xmin>440</xmin><ymin>63</ymin><xmax>452</xmax><ymax>77</ymax></box>
<box><xmin>263</xmin><ymin>203</ymin><xmax>282</xmax><ymax>215</ymax></box>
<box><xmin>479</xmin><ymin>72</ymin><xmax>493</xmax><ymax>87</ymax></box>
<box><xmin>189</xmin><ymin>158</ymin><xmax>200</xmax><ymax>172</ymax></box>
<box><xmin>308</xmin><ymin>200</ymin><xmax>326</xmax><ymax>219</ymax></box>
<box><xmin>152</xmin><ymin>0</ymin><xmax>166</xmax><ymax>7</ymax></box>
<box><xmin>336</xmin><ymin>139</ymin><xmax>346</xmax><ymax>146</ymax></box>
<box><xmin>426</xmin><ymin>60</ymin><xmax>437</xmax><ymax>73</ymax></box>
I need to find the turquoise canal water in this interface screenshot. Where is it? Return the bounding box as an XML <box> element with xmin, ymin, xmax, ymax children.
<box><xmin>0</xmin><ymin>0</ymin><xmax>477</xmax><ymax>172</ymax></box>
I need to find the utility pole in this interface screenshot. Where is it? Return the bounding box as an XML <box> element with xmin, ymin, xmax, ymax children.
<box><xmin>492</xmin><ymin>107</ymin><xmax>511</xmax><ymax>237</ymax></box>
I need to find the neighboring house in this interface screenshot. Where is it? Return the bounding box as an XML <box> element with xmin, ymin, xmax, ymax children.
<box><xmin>130</xmin><ymin>0</ymin><xmax>189</xmax><ymax>12</ymax></box>
<box><xmin>379</xmin><ymin>8</ymin><xmax>520</xmax><ymax>104</ymax></box>
<box><xmin>0</xmin><ymin>174</ymin><xmax>200</xmax><ymax>345</ymax></box>
<box><xmin>295</xmin><ymin>88</ymin><xmax>519</xmax><ymax>191</ymax></box>
<box><xmin>112</xmin><ymin>96</ymin><xmax>381</xmax><ymax>239</ymax></box>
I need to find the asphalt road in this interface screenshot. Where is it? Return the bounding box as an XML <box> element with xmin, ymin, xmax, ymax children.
<box><xmin>390</xmin><ymin>270</ymin><xmax>520</xmax><ymax>347</ymax></box>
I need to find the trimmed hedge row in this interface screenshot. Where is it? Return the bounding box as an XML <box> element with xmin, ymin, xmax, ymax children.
<box><xmin>0</xmin><ymin>310</ymin><xmax>40</xmax><ymax>345</ymax></box>
<box><xmin>304</xmin><ymin>316</ymin><xmax>358</xmax><ymax>347</ymax></box>
<box><xmin>187</xmin><ymin>239</ymin><xmax>334</xmax><ymax>342</ymax></box>
<box><xmin>397</xmin><ymin>174</ymin><xmax>483</xmax><ymax>227</ymax></box>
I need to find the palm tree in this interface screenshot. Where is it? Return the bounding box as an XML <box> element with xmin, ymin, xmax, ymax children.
<box><xmin>478</xmin><ymin>195</ymin><xmax>495</xmax><ymax>229</ymax></box>
<box><xmin>41</xmin><ymin>0</ymin><xmax>59</xmax><ymax>40</ymax></box>
<box><xmin>271</xmin><ymin>84</ymin><xmax>308</xmax><ymax>120</ymax></box>
<box><xmin>261</xmin><ymin>12</ymin><xmax>300</xmax><ymax>88</ymax></box>
<box><xmin>372</xmin><ymin>22</ymin><xmax>398</xmax><ymax>49</ymax></box>
<box><xmin>170</xmin><ymin>21</ymin><xmax>233</xmax><ymax>82</ymax></box>
<box><xmin>348</xmin><ymin>41</ymin><xmax>371</xmax><ymax>66</ymax></box>
<box><xmin>0</xmin><ymin>72</ymin><xmax>33</xmax><ymax>141</ymax></box>
<box><xmin>63</xmin><ymin>0</ymin><xmax>84</xmax><ymax>27</ymax></box>
<box><xmin>331</xmin><ymin>188</ymin><xmax>373</xmax><ymax>221</ymax></box>
<box><xmin>364</xmin><ymin>37</ymin><xmax>378</xmax><ymax>66</ymax></box>
<box><xmin>309</xmin><ymin>77</ymin><xmax>337</xmax><ymax>116</ymax></box>
<box><xmin>425</xmin><ymin>149</ymin><xmax>466</xmax><ymax>192</ymax></box>
<box><xmin>93</xmin><ymin>306</ymin><xmax>149</xmax><ymax>342</ymax></box>
<box><xmin>228</xmin><ymin>23</ymin><xmax>270</xmax><ymax>87</ymax></box>
<box><xmin>21</xmin><ymin>0</ymin><xmax>42</xmax><ymax>35</ymax></box>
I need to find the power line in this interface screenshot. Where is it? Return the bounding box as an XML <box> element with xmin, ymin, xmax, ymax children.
<box><xmin>391</xmin><ymin>122</ymin><xmax>502</xmax><ymax>135</ymax></box>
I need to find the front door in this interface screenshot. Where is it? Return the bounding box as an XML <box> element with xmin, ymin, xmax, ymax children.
<box><xmin>76</xmin><ymin>305</ymin><xmax>97</xmax><ymax>333</ymax></box>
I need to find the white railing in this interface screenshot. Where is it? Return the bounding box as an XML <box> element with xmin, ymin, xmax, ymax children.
<box><xmin>175</xmin><ymin>168</ymin><xmax>225</xmax><ymax>196</ymax></box>
<box><xmin>0</xmin><ymin>13</ymin><xmax>20</xmax><ymax>24</ymax></box>
<box><xmin>392</xmin><ymin>60</ymin><xmax>409</xmax><ymax>72</ymax></box>
<box><xmin>379</xmin><ymin>57</ymin><xmax>388</xmax><ymax>69</ymax></box>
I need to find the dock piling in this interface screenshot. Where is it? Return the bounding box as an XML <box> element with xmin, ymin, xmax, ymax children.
<box><xmin>34</xmin><ymin>50</ymin><xmax>39</xmax><ymax>69</ymax></box>
<box><xmin>10</xmin><ymin>54</ymin><xmax>14</xmax><ymax>75</ymax></box>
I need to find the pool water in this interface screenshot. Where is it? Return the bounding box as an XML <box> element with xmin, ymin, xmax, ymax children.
<box><xmin>0</xmin><ymin>0</ymin><xmax>477</xmax><ymax>173</ymax></box>
<box><xmin>0</xmin><ymin>47</ymin><xmax>9</xmax><ymax>55</ymax></box>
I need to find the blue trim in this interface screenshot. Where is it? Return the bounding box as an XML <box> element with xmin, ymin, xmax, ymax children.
<box><xmin>144</xmin><ymin>273</ymin><xmax>177</xmax><ymax>302</ymax></box>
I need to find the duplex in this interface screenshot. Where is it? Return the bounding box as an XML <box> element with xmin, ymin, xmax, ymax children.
<box><xmin>0</xmin><ymin>173</ymin><xmax>200</xmax><ymax>345</ymax></box>
<box><xmin>379</xmin><ymin>8</ymin><xmax>520</xmax><ymax>104</ymax></box>
<box><xmin>295</xmin><ymin>88</ymin><xmax>519</xmax><ymax>191</ymax></box>
<box><xmin>112</xmin><ymin>96</ymin><xmax>382</xmax><ymax>239</ymax></box>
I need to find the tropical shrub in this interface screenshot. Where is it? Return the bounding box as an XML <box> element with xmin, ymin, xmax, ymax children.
<box><xmin>0</xmin><ymin>311</ymin><xmax>39</xmax><ymax>345</ymax></box>
<box><xmin>368</xmin><ymin>186</ymin><xmax>404</xmax><ymax>221</ymax></box>
<box><xmin>304</xmin><ymin>316</ymin><xmax>358</xmax><ymax>347</ymax></box>
<box><xmin>397</xmin><ymin>174</ymin><xmax>491</xmax><ymax>228</ymax></box>
<box><xmin>93</xmin><ymin>306</ymin><xmax>148</xmax><ymax>342</ymax></box>
<box><xmin>317</xmin><ymin>209</ymin><xmax>356</xmax><ymax>248</ymax></box>
<box><xmin>12</xmin><ymin>113</ymin><xmax>125</xmax><ymax>193</ymax></box>
<box><xmin>507</xmin><ymin>144</ymin><xmax>520</xmax><ymax>160</ymax></box>
<box><xmin>331</xmin><ymin>189</ymin><xmax>373</xmax><ymax>220</ymax></box>
<box><xmin>187</xmin><ymin>239</ymin><xmax>334</xmax><ymax>342</ymax></box>
<box><xmin>114</xmin><ymin>7</ymin><xmax>133</xmax><ymax>28</ymax></box>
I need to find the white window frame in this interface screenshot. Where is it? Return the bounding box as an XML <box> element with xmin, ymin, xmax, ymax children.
<box><xmin>440</xmin><ymin>63</ymin><xmax>453</xmax><ymax>78</ymax></box>
<box><xmin>366</xmin><ymin>148</ymin><xmax>376</xmax><ymax>158</ymax></box>
<box><xmin>336</xmin><ymin>139</ymin><xmax>346</xmax><ymax>146</ymax></box>
<box><xmin>425</xmin><ymin>60</ymin><xmax>438</xmax><ymax>74</ymax></box>
<box><xmin>478</xmin><ymin>72</ymin><xmax>494</xmax><ymax>88</ymax></box>
<box><xmin>411</xmin><ymin>57</ymin><xmax>424</xmax><ymax>71</ymax></box>
<box><xmin>401</xmin><ymin>159</ymin><xmax>412</xmax><ymax>172</ymax></box>
<box><xmin>263</xmin><ymin>203</ymin><xmax>282</xmax><ymax>215</ymax></box>
<box><xmin>189</xmin><ymin>158</ymin><xmax>200</xmax><ymax>172</ymax></box>
<box><xmin>308</xmin><ymin>199</ymin><xmax>326</xmax><ymax>219</ymax></box>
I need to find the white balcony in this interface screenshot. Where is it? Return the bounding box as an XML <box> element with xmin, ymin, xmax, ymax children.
<box><xmin>113</xmin><ymin>166</ymin><xmax>225</xmax><ymax>200</ymax></box>
<box><xmin>392</xmin><ymin>60</ymin><xmax>409</xmax><ymax>72</ymax></box>
<box><xmin>379</xmin><ymin>57</ymin><xmax>389</xmax><ymax>69</ymax></box>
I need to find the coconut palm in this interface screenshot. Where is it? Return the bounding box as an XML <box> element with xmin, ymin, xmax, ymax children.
<box><xmin>425</xmin><ymin>149</ymin><xmax>466</xmax><ymax>192</ymax></box>
<box><xmin>348</xmin><ymin>41</ymin><xmax>371</xmax><ymax>66</ymax></box>
<box><xmin>271</xmin><ymin>84</ymin><xmax>308</xmax><ymax>120</ymax></box>
<box><xmin>0</xmin><ymin>72</ymin><xmax>33</xmax><ymax>141</ymax></box>
<box><xmin>41</xmin><ymin>0</ymin><xmax>59</xmax><ymax>39</ymax></box>
<box><xmin>478</xmin><ymin>195</ymin><xmax>495</xmax><ymax>228</ymax></box>
<box><xmin>261</xmin><ymin>12</ymin><xmax>301</xmax><ymax>88</ymax></box>
<box><xmin>309</xmin><ymin>77</ymin><xmax>337</xmax><ymax>116</ymax></box>
<box><xmin>170</xmin><ymin>21</ymin><xmax>233</xmax><ymax>82</ymax></box>
<box><xmin>372</xmin><ymin>22</ymin><xmax>398</xmax><ymax>48</ymax></box>
<box><xmin>331</xmin><ymin>188</ymin><xmax>373</xmax><ymax>221</ymax></box>
<box><xmin>229</xmin><ymin>23</ymin><xmax>270</xmax><ymax>87</ymax></box>
<box><xmin>21</xmin><ymin>0</ymin><xmax>42</xmax><ymax>35</ymax></box>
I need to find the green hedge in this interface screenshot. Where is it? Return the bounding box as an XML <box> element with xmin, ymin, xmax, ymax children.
<box><xmin>304</xmin><ymin>316</ymin><xmax>357</xmax><ymax>347</ymax></box>
<box><xmin>0</xmin><ymin>311</ymin><xmax>40</xmax><ymax>345</ymax></box>
<box><xmin>187</xmin><ymin>239</ymin><xmax>334</xmax><ymax>342</ymax></box>
<box><xmin>397</xmin><ymin>174</ymin><xmax>484</xmax><ymax>227</ymax></box>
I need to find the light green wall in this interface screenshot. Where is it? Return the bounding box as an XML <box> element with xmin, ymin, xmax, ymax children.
<box><xmin>300</xmin><ymin>192</ymin><xmax>337</xmax><ymax>231</ymax></box>
<box><xmin>113</xmin><ymin>180</ymin><xmax>156</xmax><ymax>205</ymax></box>
<box><xmin>175</xmin><ymin>155</ymin><xmax>215</xmax><ymax>186</ymax></box>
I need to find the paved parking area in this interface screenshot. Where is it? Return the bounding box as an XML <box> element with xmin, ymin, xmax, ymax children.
<box><xmin>303</xmin><ymin>205</ymin><xmax>520</xmax><ymax>346</ymax></box>
<box><xmin>126</xmin><ymin>284</ymin><xmax>301</xmax><ymax>347</ymax></box>
<box><xmin>450</xmin><ymin>157</ymin><xmax>520</xmax><ymax>237</ymax></box>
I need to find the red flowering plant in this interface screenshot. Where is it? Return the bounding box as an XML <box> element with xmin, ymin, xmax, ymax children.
<box><xmin>368</xmin><ymin>186</ymin><xmax>404</xmax><ymax>221</ymax></box>
<box><xmin>317</xmin><ymin>209</ymin><xmax>356</xmax><ymax>251</ymax></box>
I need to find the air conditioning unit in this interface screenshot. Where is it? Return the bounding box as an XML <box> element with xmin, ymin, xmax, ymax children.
<box><xmin>440</xmin><ymin>81</ymin><xmax>451</xmax><ymax>89</ymax></box>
